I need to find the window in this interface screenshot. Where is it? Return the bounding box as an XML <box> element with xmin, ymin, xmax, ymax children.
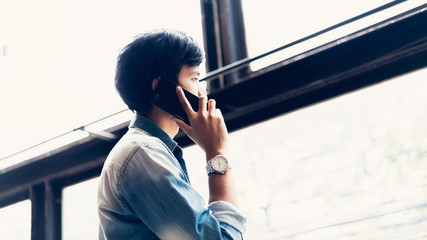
<box><xmin>185</xmin><ymin>67</ymin><xmax>427</xmax><ymax>239</ymax></box>
<box><xmin>0</xmin><ymin>200</ymin><xmax>31</xmax><ymax>239</ymax></box>
<box><xmin>62</xmin><ymin>177</ymin><xmax>100</xmax><ymax>240</ymax></box>
<box><xmin>0</xmin><ymin>0</ymin><xmax>204</xmax><ymax>168</ymax></box>
<box><xmin>241</xmin><ymin>1</ymin><xmax>424</xmax><ymax>71</ymax></box>
<box><xmin>242</xmin><ymin>0</ymin><xmax>391</xmax><ymax>56</ymax></box>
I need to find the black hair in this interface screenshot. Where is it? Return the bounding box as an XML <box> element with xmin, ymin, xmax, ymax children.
<box><xmin>115</xmin><ymin>29</ymin><xmax>204</xmax><ymax>115</ymax></box>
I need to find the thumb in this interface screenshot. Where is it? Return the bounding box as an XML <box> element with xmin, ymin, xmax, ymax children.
<box><xmin>172</xmin><ymin>117</ymin><xmax>192</xmax><ymax>136</ymax></box>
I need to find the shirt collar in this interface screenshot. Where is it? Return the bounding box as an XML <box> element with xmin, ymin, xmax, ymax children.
<box><xmin>129</xmin><ymin>114</ymin><xmax>178</xmax><ymax>152</ymax></box>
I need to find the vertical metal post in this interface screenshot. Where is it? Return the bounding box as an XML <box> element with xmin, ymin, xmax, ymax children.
<box><xmin>45</xmin><ymin>181</ymin><xmax>62</xmax><ymax>240</ymax></box>
<box><xmin>30</xmin><ymin>181</ymin><xmax>62</xmax><ymax>240</ymax></box>
<box><xmin>30</xmin><ymin>184</ymin><xmax>45</xmax><ymax>240</ymax></box>
<box><xmin>200</xmin><ymin>0</ymin><xmax>248</xmax><ymax>91</ymax></box>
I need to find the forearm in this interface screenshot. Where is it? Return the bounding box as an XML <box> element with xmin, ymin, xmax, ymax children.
<box><xmin>208</xmin><ymin>170</ymin><xmax>239</xmax><ymax>209</ymax></box>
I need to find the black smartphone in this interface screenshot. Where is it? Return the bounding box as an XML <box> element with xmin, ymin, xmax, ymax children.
<box><xmin>151</xmin><ymin>79</ymin><xmax>200</xmax><ymax>125</ymax></box>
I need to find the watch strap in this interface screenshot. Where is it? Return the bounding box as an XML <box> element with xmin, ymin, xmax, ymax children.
<box><xmin>206</xmin><ymin>162</ymin><xmax>215</xmax><ymax>175</ymax></box>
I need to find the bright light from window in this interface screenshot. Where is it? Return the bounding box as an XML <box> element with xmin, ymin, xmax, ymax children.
<box><xmin>0</xmin><ymin>200</ymin><xmax>31</xmax><ymax>239</ymax></box>
<box><xmin>63</xmin><ymin>177</ymin><xmax>100</xmax><ymax>240</ymax></box>
<box><xmin>185</xmin><ymin>67</ymin><xmax>427</xmax><ymax>239</ymax></box>
<box><xmin>242</xmin><ymin>0</ymin><xmax>425</xmax><ymax>71</ymax></box>
<box><xmin>0</xmin><ymin>0</ymin><xmax>203</xmax><ymax>168</ymax></box>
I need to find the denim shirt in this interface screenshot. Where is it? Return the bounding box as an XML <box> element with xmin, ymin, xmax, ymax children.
<box><xmin>98</xmin><ymin>115</ymin><xmax>246</xmax><ymax>240</ymax></box>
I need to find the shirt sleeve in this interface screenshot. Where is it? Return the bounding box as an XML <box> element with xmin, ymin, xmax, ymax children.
<box><xmin>117</xmin><ymin>142</ymin><xmax>246</xmax><ymax>240</ymax></box>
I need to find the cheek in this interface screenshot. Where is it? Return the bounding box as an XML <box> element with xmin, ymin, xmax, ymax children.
<box><xmin>180</xmin><ymin>81</ymin><xmax>199</xmax><ymax>95</ymax></box>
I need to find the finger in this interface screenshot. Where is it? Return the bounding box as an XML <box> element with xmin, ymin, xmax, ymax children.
<box><xmin>199</xmin><ymin>95</ymin><xmax>207</xmax><ymax>112</ymax></box>
<box><xmin>208</xmin><ymin>99</ymin><xmax>216</xmax><ymax>114</ymax></box>
<box><xmin>198</xmin><ymin>90</ymin><xmax>204</xmax><ymax>97</ymax></box>
<box><xmin>198</xmin><ymin>88</ymin><xmax>207</xmax><ymax>97</ymax></box>
<box><xmin>216</xmin><ymin>108</ymin><xmax>223</xmax><ymax>117</ymax></box>
<box><xmin>201</xmin><ymin>89</ymin><xmax>207</xmax><ymax>96</ymax></box>
<box><xmin>176</xmin><ymin>86</ymin><xmax>194</xmax><ymax>116</ymax></box>
<box><xmin>172</xmin><ymin>117</ymin><xmax>192</xmax><ymax>135</ymax></box>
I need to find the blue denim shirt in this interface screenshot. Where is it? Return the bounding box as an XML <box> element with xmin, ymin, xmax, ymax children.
<box><xmin>98</xmin><ymin>115</ymin><xmax>246</xmax><ymax>239</ymax></box>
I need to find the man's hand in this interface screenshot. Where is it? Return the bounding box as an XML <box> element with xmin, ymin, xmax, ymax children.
<box><xmin>174</xmin><ymin>86</ymin><xmax>239</xmax><ymax>208</ymax></box>
<box><xmin>173</xmin><ymin>86</ymin><xmax>228</xmax><ymax>161</ymax></box>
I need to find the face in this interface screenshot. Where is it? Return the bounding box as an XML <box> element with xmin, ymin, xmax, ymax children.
<box><xmin>177</xmin><ymin>65</ymin><xmax>206</xmax><ymax>97</ymax></box>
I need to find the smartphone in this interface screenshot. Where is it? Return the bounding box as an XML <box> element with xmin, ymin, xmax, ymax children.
<box><xmin>151</xmin><ymin>79</ymin><xmax>200</xmax><ymax>125</ymax></box>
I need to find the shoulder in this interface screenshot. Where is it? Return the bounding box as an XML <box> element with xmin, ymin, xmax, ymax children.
<box><xmin>105</xmin><ymin>128</ymin><xmax>168</xmax><ymax>165</ymax></box>
<box><xmin>103</xmin><ymin>127</ymin><xmax>181</xmax><ymax>179</ymax></box>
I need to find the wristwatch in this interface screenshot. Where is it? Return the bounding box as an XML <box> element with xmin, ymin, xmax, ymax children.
<box><xmin>206</xmin><ymin>155</ymin><xmax>231</xmax><ymax>175</ymax></box>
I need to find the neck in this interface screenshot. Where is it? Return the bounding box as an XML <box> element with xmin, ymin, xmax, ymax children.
<box><xmin>147</xmin><ymin>106</ymin><xmax>179</xmax><ymax>138</ymax></box>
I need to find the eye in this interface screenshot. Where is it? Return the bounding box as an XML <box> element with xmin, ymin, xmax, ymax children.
<box><xmin>191</xmin><ymin>78</ymin><xmax>199</xmax><ymax>82</ymax></box>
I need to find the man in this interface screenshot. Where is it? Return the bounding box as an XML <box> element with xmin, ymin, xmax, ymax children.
<box><xmin>98</xmin><ymin>29</ymin><xmax>246</xmax><ymax>239</ymax></box>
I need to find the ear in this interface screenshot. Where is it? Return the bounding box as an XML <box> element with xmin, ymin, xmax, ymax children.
<box><xmin>150</xmin><ymin>78</ymin><xmax>160</xmax><ymax>103</ymax></box>
<box><xmin>152</xmin><ymin>78</ymin><xmax>160</xmax><ymax>91</ymax></box>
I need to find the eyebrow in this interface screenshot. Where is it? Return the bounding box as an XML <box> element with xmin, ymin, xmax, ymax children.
<box><xmin>190</xmin><ymin>71</ymin><xmax>200</xmax><ymax>76</ymax></box>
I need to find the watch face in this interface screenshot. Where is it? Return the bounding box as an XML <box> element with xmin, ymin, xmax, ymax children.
<box><xmin>211</xmin><ymin>156</ymin><xmax>228</xmax><ymax>172</ymax></box>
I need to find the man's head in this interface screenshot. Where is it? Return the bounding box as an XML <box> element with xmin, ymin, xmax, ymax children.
<box><xmin>115</xmin><ymin>29</ymin><xmax>204</xmax><ymax>116</ymax></box>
